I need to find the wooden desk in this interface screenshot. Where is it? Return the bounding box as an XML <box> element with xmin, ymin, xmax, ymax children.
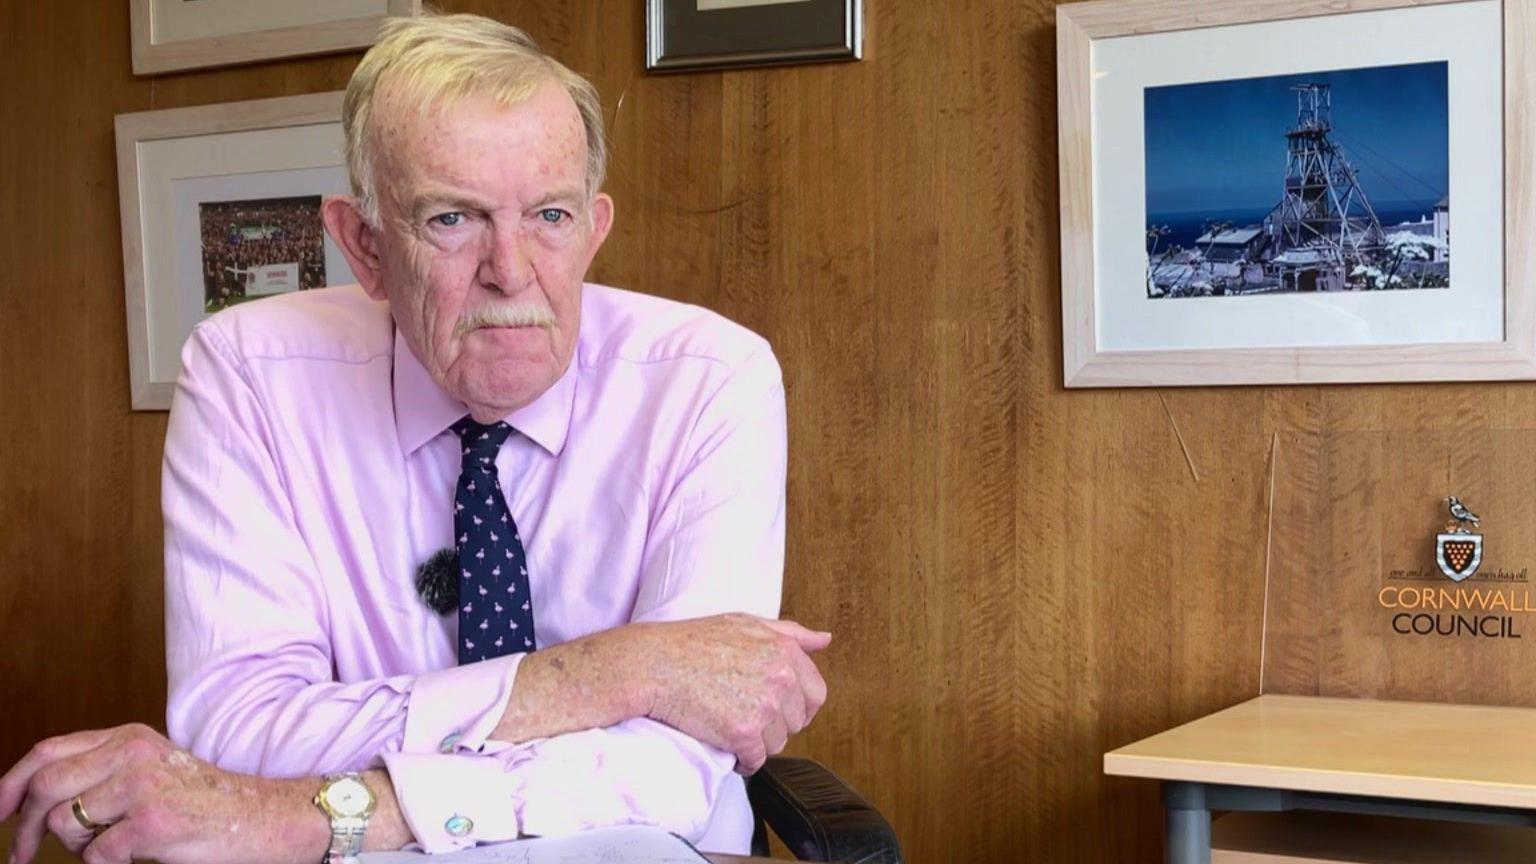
<box><xmin>1211</xmin><ymin>811</ymin><xmax>1536</xmax><ymax>863</ymax></box>
<box><xmin>1105</xmin><ymin>695</ymin><xmax>1536</xmax><ymax>864</ymax></box>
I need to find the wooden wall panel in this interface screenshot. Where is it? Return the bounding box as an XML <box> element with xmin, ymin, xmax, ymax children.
<box><xmin>12</xmin><ymin>0</ymin><xmax>1506</xmax><ymax>862</ymax></box>
<box><xmin>1264</xmin><ymin>420</ymin><xmax>1536</xmax><ymax>705</ymax></box>
<box><xmin>0</xmin><ymin>0</ymin><xmax>170</xmax><ymax>751</ymax></box>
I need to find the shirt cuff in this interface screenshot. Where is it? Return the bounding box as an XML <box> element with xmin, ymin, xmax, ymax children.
<box><xmin>380</xmin><ymin>752</ymin><xmax>521</xmax><ymax>853</ymax></box>
<box><xmin>402</xmin><ymin>654</ymin><xmax>523</xmax><ymax>756</ymax></box>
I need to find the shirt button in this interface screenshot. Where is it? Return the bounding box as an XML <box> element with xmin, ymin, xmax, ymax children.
<box><xmin>439</xmin><ymin>733</ymin><xmax>462</xmax><ymax>754</ymax></box>
<box><xmin>445</xmin><ymin>814</ymin><xmax>474</xmax><ymax>837</ymax></box>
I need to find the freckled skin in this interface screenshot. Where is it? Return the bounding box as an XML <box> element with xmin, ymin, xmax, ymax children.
<box><xmin>0</xmin><ymin>724</ymin><xmax>359</xmax><ymax>864</ymax></box>
<box><xmin>349</xmin><ymin>83</ymin><xmax>614</xmax><ymax>422</ymax></box>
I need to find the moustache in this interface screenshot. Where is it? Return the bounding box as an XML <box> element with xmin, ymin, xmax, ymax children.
<box><xmin>455</xmin><ymin>303</ymin><xmax>558</xmax><ymax>337</ymax></box>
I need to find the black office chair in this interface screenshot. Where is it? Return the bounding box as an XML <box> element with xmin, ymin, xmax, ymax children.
<box><xmin>746</xmin><ymin>757</ymin><xmax>903</xmax><ymax>863</ymax></box>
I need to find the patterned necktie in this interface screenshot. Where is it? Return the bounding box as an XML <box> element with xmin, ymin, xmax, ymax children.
<box><xmin>452</xmin><ymin>418</ymin><xmax>536</xmax><ymax>663</ymax></box>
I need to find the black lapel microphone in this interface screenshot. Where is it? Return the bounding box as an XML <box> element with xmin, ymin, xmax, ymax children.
<box><xmin>415</xmin><ymin>548</ymin><xmax>459</xmax><ymax>615</ymax></box>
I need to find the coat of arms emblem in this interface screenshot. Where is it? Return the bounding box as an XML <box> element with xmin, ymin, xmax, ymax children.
<box><xmin>1435</xmin><ymin>496</ymin><xmax>1484</xmax><ymax>582</ymax></box>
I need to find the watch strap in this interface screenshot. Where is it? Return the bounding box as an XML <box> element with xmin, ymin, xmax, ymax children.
<box><xmin>323</xmin><ymin>816</ymin><xmax>367</xmax><ymax>864</ymax></box>
<box><xmin>316</xmin><ymin>773</ymin><xmax>373</xmax><ymax>864</ymax></box>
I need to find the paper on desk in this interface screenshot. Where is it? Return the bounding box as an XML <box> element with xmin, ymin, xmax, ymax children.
<box><xmin>356</xmin><ymin>825</ymin><xmax>712</xmax><ymax>864</ymax></box>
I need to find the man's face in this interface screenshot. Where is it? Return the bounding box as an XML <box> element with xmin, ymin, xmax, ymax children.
<box><xmin>360</xmin><ymin>83</ymin><xmax>612</xmax><ymax>419</ymax></box>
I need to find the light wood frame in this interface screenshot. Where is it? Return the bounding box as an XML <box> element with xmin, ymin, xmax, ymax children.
<box><xmin>129</xmin><ymin>0</ymin><xmax>420</xmax><ymax>75</ymax></box>
<box><xmin>116</xmin><ymin>91</ymin><xmax>345</xmax><ymax>410</ymax></box>
<box><xmin>1057</xmin><ymin>0</ymin><xmax>1536</xmax><ymax>387</ymax></box>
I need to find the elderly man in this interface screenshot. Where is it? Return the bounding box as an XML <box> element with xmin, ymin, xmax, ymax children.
<box><xmin>0</xmin><ymin>12</ymin><xmax>827</xmax><ymax>864</ymax></box>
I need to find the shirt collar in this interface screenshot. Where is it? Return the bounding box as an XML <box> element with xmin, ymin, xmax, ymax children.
<box><xmin>392</xmin><ymin>327</ymin><xmax>576</xmax><ymax>458</ymax></box>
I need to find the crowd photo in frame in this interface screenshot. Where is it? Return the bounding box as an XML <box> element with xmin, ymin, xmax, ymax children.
<box><xmin>115</xmin><ymin>92</ymin><xmax>357</xmax><ymax>410</ymax></box>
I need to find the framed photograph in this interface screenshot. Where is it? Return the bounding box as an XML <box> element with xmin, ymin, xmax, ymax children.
<box><xmin>646</xmin><ymin>0</ymin><xmax>862</xmax><ymax>72</ymax></box>
<box><xmin>129</xmin><ymin>0</ymin><xmax>420</xmax><ymax>75</ymax></box>
<box><xmin>1056</xmin><ymin>0</ymin><xmax>1536</xmax><ymax>387</ymax></box>
<box><xmin>115</xmin><ymin>92</ymin><xmax>357</xmax><ymax>410</ymax></box>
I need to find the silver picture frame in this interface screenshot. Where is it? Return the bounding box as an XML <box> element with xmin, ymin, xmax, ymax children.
<box><xmin>646</xmin><ymin>0</ymin><xmax>862</xmax><ymax>73</ymax></box>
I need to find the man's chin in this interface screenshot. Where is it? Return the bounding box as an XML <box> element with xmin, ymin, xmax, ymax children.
<box><xmin>457</xmin><ymin>372</ymin><xmax>555</xmax><ymax>418</ymax></box>
<box><xmin>447</xmin><ymin>345</ymin><xmax>568</xmax><ymax>416</ymax></box>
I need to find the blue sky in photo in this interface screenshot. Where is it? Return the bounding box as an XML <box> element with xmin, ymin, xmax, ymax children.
<box><xmin>1144</xmin><ymin>61</ymin><xmax>1448</xmax><ymax>217</ymax></box>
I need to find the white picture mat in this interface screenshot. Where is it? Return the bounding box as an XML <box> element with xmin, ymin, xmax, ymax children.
<box><xmin>150</xmin><ymin>0</ymin><xmax>385</xmax><ymax>43</ymax></box>
<box><xmin>138</xmin><ymin>122</ymin><xmax>349</xmax><ymax>383</ymax></box>
<box><xmin>1091</xmin><ymin>0</ymin><xmax>1503</xmax><ymax>352</ymax></box>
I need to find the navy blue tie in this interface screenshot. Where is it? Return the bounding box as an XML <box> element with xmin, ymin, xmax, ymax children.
<box><xmin>452</xmin><ymin>418</ymin><xmax>536</xmax><ymax>663</ymax></box>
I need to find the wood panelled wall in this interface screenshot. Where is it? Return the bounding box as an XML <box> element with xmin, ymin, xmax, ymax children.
<box><xmin>4</xmin><ymin>1</ymin><xmax>1526</xmax><ymax>862</ymax></box>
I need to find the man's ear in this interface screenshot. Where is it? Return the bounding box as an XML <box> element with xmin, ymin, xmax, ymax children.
<box><xmin>322</xmin><ymin>195</ymin><xmax>387</xmax><ymax>300</ymax></box>
<box><xmin>585</xmin><ymin>192</ymin><xmax>614</xmax><ymax>260</ymax></box>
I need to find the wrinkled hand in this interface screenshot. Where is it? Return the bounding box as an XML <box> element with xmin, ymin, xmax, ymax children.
<box><xmin>635</xmin><ymin>614</ymin><xmax>831</xmax><ymax>775</ymax></box>
<box><xmin>0</xmin><ymin>724</ymin><xmax>320</xmax><ymax>864</ymax></box>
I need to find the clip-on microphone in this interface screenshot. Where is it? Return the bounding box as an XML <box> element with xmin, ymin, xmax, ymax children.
<box><xmin>414</xmin><ymin>548</ymin><xmax>459</xmax><ymax>615</ymax></box>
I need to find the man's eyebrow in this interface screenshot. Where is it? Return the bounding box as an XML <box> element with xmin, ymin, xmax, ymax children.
<box><xmin>408</xmin><ymin>193</ymin><xmax>491</xmax><ymax>221</ymax></box>
<box><xmin>529</xmin><ymin>188</ymin><xmax>589</xmax><ymax>210</ymax></box>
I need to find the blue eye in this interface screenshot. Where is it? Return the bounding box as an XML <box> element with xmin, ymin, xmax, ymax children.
<box><xmin>431</xmin><ymin>212</ymin><xmax>465</xmax><ymax>227</ymax></box>
<box><xmin>538</xmin><ymin>209</ymin><xmax>567</xmax><ymax>224</ymax></box>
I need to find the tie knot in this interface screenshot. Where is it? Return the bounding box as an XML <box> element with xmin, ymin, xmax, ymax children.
<box><xmin>452</xmin><ymin>418</ymin><xmax>514</xmax><ymax>472</ymax></box>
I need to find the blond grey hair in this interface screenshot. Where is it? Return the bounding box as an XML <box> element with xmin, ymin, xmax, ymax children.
<box><xmin>343</xmin><ymin>12</ymin><xmax>608</xmax><ymax>224</ymax></box>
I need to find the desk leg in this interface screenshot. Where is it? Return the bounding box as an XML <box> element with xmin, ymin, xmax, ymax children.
<box><xmin>1163</xmin><ymin>782</ymin><xmax>1210</xmax><ymax>864</ymax></box>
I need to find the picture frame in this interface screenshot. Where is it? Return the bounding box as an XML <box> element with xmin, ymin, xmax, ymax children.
<box><xmin>115</xmin><ymin>91</ymin><xmax>357</xmax><ymax>410</ymax></box>
<box><xmin>646</xmin><ymin>0</ymin><xmax>862</xmax><ymax>72</ymax></box>
<box><xmin>129</xmin><ymin>0</ymin><xmax>420</xmax><ymax>75</ymax></box>
<box><xmin>1056</xmin><ymin>0</ymin><xmax>1536</xmax><ymax>387</ymax></box>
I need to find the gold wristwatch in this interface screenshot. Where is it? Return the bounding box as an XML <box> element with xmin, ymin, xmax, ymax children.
<box><xmin>313</xmin><ymin>773</ymin><xmax>376</xmax><ymax>864</ymax></box>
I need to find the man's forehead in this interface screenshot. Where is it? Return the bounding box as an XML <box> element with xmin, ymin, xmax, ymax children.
<box><xmin>371</xmin><ymin>79</ymin><xmax>586</xmax><ymax>153</ymax></box>
<box><xmin>371</xmin><ymin>83</ymin><xmax>589</xmax><ymax>202</ymax></box>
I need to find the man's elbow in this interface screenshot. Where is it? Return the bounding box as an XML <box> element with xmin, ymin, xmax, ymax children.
<box><xmin>166</xmin><ymin>699</ymin><xmax>267</xmax><ymax>775</ymax></box>
<box><xmin>166</xmin><ymin>683</ymin><xmax>323</xmax><ymax>778</ymax></box>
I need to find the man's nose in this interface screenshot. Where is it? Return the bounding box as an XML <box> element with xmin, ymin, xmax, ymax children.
<box><xmin>477</xmin><ymin>222</ymin><xmax>534</xmax><ymax>292</ymax></box>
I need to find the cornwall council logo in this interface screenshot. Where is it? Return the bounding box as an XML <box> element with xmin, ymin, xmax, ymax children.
<box><xmin>1434</xmin><ymin>496</ymin><xmax>1483</xmax><ymax>583</ymax></box>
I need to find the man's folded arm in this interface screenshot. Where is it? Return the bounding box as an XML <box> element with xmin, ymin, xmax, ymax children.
<box><xmin>378</xmin><ymin>344</ymin><xmax>791</xmax><ymax>851</ymax></box>
<box><xmin>163</xmin><ymin>322</ymin><xmax>538</xmax><ymax>777</ymax></box>
<box><xmin>166</xmin><ymin>321</ymin><xmax>795</xmax><ymax>849</ymax></box>
<box><xmin>380</xmin><ymin>719</ymin><xmax>738</xmax><ymax>852</ymax></box>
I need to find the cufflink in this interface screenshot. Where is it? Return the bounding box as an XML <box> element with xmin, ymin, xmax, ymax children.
<box><xmin>445</xmin><ymin>814</ymin><xmax>474</xmax><ymax>837</ymax></box>
<box><xmin>439</xmin><ymin>732</ymin><xmax>462</xmax><ymax>754</ymax></box>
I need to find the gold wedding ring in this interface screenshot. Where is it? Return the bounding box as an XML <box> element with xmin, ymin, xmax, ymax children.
<box><xmin>71</xmin><ymin>796</ymin><xmax>106</xmax><ymax>832</ymax></box>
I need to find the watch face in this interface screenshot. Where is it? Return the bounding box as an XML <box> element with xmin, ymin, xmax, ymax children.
<box><xmin>325</xmin><ymin>777</ymin><xmax>372</xmax><ymax>817</ymax></box>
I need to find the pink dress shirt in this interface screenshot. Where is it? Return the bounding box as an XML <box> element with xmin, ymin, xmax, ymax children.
<box><xmin>161</xmin><ymin>283</ymin><xmax>787</xmax><ymax>854</ymax></box>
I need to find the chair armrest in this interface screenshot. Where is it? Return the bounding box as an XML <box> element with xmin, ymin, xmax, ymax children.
<box><xmin>746</xmin><ymin>756</ymin><xmax>903</xmax><ymax>863</ymax></box>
